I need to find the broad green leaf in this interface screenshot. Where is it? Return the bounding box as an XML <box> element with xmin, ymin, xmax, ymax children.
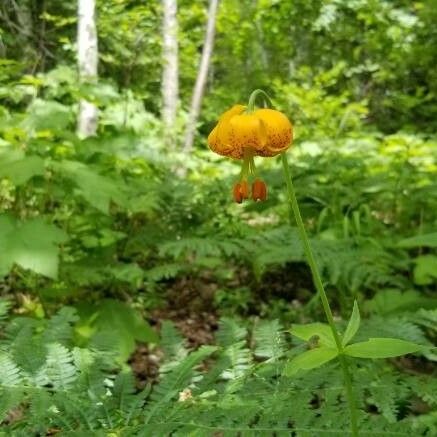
<box><xmin>413</xmin><ymin>255</ymin><xmax>437</xmax><ymax>285</ymax></box>
<box><xmin>365</xmin><ymin>289</ymin><xmax>437</xmax><ymax>315</ymax></box>
<box><xmin>290</xmin><ymin>323</ymin><xmax>336</xmax><ymax>347</ymax></box>
<box><xmin>342</xmin><ymin>301</ymin><xmax>360</xmax><ymax>346</ymax></box>
<box><xmin>0</xmin><ymin>149</ymin><xmax>44</xmax><ymax>185</ymax></box>
<box><xmin>397</xmin><ymin>232</ymin><xmax>437</xmax><ymax>248</ymax></box>
<box><xmin>52</xmin><ymin>160</ymin><xmax>127</xmax><ymax>214</ymax></box>
<box><xmin>82</xmin><ymin>299</ymin><xmax>158</xmax><ymax>363</ymax></box>
<box><xmin>111</xmin><ymin>263</ymin><xmax>143</xmax><ymax>287</ymax></box>
<box><xmin>284</xmin><ymin>347</ymin><xmax>338</xmax><ymax>376</ymax></box>
<box><xmin>343</xmin><ymin>338</ymin><xmax>425</xmax><ymax>359</ymax></box>
<box><xmin>0</xmin><ymin>214</ymin><xmax>68</xmax><ymax>279</ymax></box>
<box><xmin>22</xmin><ymin>98</ymin><xmax>72</xmax><ymax>131</ymax></box>
<box><xmin>79</xmin><ymin>82</ymin><xmax>119</xmax><ymax>105</ymax></box>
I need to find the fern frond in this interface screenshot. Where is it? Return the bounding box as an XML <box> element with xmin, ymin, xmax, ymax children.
<box><xmin>412</xmin><ymin>308</ymin><xmax>437</xmax><ymax>333</ymax></box>
<box><xmin>0</xmin><ymin>387</ymin><xmax>25</xmax><ymax>423</ymax></box>
<box><xmin>143</xmin><ymin>345</ymin><xmax>217</xmax><ymax>424</ymax></box>
<box><xmin>111</xmin><ymin>370</ymin><xmax>136</xmax><ymax>414</ymax></box>
<box><xmin>7</xmin><ymin>320</ymin><xmax>47</xmax><ymax>377</ymax></box>
<box><xmin>44</xmin><ymin>343</ymin><xmax>77</xmax><ymax>390</ymax></box>
<box><xmin>43</xmin><ymin>306</ymin><xmax>78</xmax><ymax>346</ymax></box>
<box><xmin>216</xmin><ymin>317</ymin><xmax>247</xmax><ymax>347</ymax></box>
<box><xmin>221</xmin><ymin>341</ymin><xmax>252</xmax><ymax>381</ymax></box>
<box><xmin>368</xmin><ymin>374</ymin><xmax>409</xmax><ymax>423</ymax></box>
<box><xmin>160</xmin><ymin>320</ymin><xmax>188</xmax><ymax>363</ymax></box>
<box><xmin>0</xmin><ymin>299</ymin><xmax>11</xmax><ymax>325</ymax></box>
<box><xmin>0</xmin><ymin>352</ymin><xmax>22</xmax><ymax>387</ymax></box>
<box><xmin>51</xmin><ymin>391</ymin><xmax>96</xmax><ymax>431</ymax></box>
<box><xmin>356</xmin><ymin>316</ymin><xmax>430</xmax><ymax>345</ymax></box>
<box><xmin>159</xmin><ymin>237</ymin><xmax>243</xmax><ymax>260</ymax></box>
<box><xmin>407</xmin><ymin>376</ymin><xmax>437</xmax><ymax>407</ymax></box>
<box><xmin>144</xmin><ymin>263</ymin><xmax>185</xmax><ymax>282</ymax></box>
<box><xmin>253</xmin><ymin>319</ymin><xmax>286</xmax><ymax>361</ymax></box>
<box><xmin>27</xmin><ymin>389</ymin><xmax>52</xmax><ymax>432</ymax></box>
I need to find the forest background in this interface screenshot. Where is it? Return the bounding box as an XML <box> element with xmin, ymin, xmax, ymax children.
<box><xmin>0</xmin><ymin>0</ymin><xmax>436</xmax><ymax>434</ymax></box>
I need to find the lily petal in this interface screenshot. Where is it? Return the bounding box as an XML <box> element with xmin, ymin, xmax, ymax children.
<box><xmin>254</xmin><ymin>108</ymin><xmax>293</xmax><ymax>155</ymax></box>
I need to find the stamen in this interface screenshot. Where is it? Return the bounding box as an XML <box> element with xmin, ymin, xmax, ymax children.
<box><xmin>233</xmin><ymin>183</ymin><xmax>243</xmax><ymax>203</ymax></box>
<box><xmin>240</xmin><ymin>180</ymin><xmax>249</xmax><ymax>199</ymax></box>
<box><xmin>252</xmin><ymin>179</ymin><xmax>267</xmax><ymax>201</ymax></box>
<box><xmin>233</xmin><ymin>181</ymin><xmax>249</xmax><ymax>203</ymax></box>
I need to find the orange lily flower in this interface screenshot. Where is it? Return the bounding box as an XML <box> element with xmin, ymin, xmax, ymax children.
<box><xmin>208</xmin><ymin>97</ymin><xmax>293</xmax><ymax>203</ymax></box>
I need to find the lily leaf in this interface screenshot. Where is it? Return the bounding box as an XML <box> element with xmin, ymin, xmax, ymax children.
<box><xmin>343</xmin><ymin>338</ymin><xmax>426</xmax><ymax>359</ymax></box>
<box><xmin>290</xmin><ymin>323</ymin><xmax>336</xmax><ymax>348</ymax></box>
<box><xmin>284</xmin><ymin>347</ymin><xmax>338</xmax><ymax>377</ymax></box>
<box><xmin>342</xmin><ymin>300</ymin><xmax>360</xmax><ymax>347</ymax></box>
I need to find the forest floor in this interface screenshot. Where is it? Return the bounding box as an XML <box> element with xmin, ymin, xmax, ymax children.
<box><xmin>128</xmin><ymin>266</ymin><xmax>436</xmax><ymax>391</ymax></box>
<box><xmin>129</xmin><ymin>265</ymin><xmax>321</xmax><ymax>387</ymax></box>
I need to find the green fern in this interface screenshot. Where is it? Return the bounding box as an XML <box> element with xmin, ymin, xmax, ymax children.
<box><xmin>160</xmin><ymin>320</ymin><xmax>188</xmax><ymax>363</ymax></box>
<box><xmin>216</xmin><ymin>317</ymin><xmax>247</xmax><ymax>347</ymax></box>
<box><xmin>412</xmin><ymin>308</ymin><xmax>437</xmax><ymax>333</ymax></box>
<box><xmin>42</xmin><ymin>306</ymin><xmax>78</xmax><ymax>346</ymax></box>
<box><xmin>159</xmin><ymin>236</ymin><xmax>243</xmax><ymax>260</ymax></box>
<box><xmin>0</xmin><ymin>298</ymin><xmax>11</xmax><ymax>325</ymax></box>
<box><xmin>253</xmin><ymin>319</ymin><xmax>286</xmax><ymax>361</ymax></box>
<box><xmin>143</xmin><ymin>345</ymin><xmax>217</xmax><ymax>424</ymax></box>
<box><xmin>355</xmin><ymin>315</ymin><xmax>430</xmax><ymax>345</ymax></box>
<box><xmin>44</xmin><ymin>343</ymin><xmax>77</xmax><ymax>390</ymax></box>
<box><xmin>144</xmin><ymin>262</ymin><xmax>185</xmax><ymax>282</ymax></box>
<box><xmin>0</xmin><ymin>353</ymin><xmax>23</xmax><ymax>387</ymax></box>
<box><xmin>0</xmin><ymin>309</ymin><xmax>435</xmax><ymax>435</ymax></box>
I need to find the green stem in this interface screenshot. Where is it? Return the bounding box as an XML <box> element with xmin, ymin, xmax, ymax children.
<box><xmin>240</xmin><ymin>148</ymin><xmax>254</xmax><ymax>180</ymax></box>
<box><xmin>281</xmin><ymin>152</ymin><xmax>359</xmax><ymax>437</ymax></box>
<box><xmin>247</xmin><ymin>89</ymin><xmax>273</xmax><ymax>112</ymax></box>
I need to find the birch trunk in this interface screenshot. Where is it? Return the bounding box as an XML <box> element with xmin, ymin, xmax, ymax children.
<box><xmin>183</xmin><ymin>0</ymin><xmax>220</xmax><ymax>152</ymax></box>
<box><xmin>161</xmin><ymin>0</ymin><xmax>179</xmax><ymax>146</ymax></box>
<box><xmin>77</xmin><ymin>0</ymin><xmax>98</xmax><ymax>137</ymax></box>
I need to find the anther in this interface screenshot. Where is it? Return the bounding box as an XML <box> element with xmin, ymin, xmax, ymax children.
<box><xmin>252</xmin><ymin>179</ymin><xmax>267</xmax><ymax>201</ymax></box>
<box><xmin>233</xmin><ymin>181</ymin><xmax>249</xmax><ymax>203</ymax></box>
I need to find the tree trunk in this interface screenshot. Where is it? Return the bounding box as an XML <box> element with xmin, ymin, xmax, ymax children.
<box><xmin>9</xmin><ymin>0</ymin><xmax>37</xmax><ymax>66</ymax></box>
<box><xmin>77</xmin><ymin>0</ymin><xmax>98</xmax><ymax>138</ymax></box>
<box><xmin>161</xmin><ymin>0</ymin><xmax>179</xmax><ymax>146</ymax></box>
<box><xmin>183</xmin><ymin>0</ymin><xmax>220</xmax><ymax>153</ymax></box>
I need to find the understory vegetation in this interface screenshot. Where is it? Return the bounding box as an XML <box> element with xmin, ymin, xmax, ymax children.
<box><xmin>0</xmin><ymin>0</ymin><xmax>436</xmax><ymax>435</ymax></box>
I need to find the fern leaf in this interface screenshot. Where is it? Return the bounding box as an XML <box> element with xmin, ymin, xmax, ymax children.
<box><xmin>10</xmin><ymin>321</ymin><xmax>47</xmax><ymax>375</ymax></box>
<box><xmin>221</xmin><ymin>341</ymin><xmax>252</xmax><ymax>381</ymax></box>
<box><xmin>216</xmin><ymin>317</ymin><xmax>247</xmax><ymax>348</ymax></box>
<box><xmin>144</xmin><ymin>345</ymin><xmax>217</xmax><ymax>423</ymax></box>
<box><xmin>253</xmin><ymin>319</ymin><xmax>285</xmax><ymax>361</ymax></box>
<box><xmin>43</xmin><ymin>306</ymin><xmax>78</xmax><ymax>346</ymax></box>
<box><xmin>144</xmin><ymin>263</ymin><xmax>185</xmax><ymax>282</ymax></box>
<box><xmin>111</xmin><ymin>370</ymin><xmax>136</xmax><ymax>413</ymax></box>
<box><xmin>0</xmin><ymin>353</ymin><xmax>22</xmax><ymax>387</ymax></box>
<box><xmin>355</xmin><ymin>316</ymin><xmax>430</xmax><ymax>345</ymax></box>
<box><xmin>28</xmin><ymin>390</ymin><xmax>52</xmax><ymax>431</ymax></box>
<box><xmin>160</xmin><ymin>320</ymin><xmax>188</xmax><ymax>363</ymax></box>
<box><xmin>0</xmin><ymin>299</ymin><xmax>11</xmax><ymax>325</ymax></box>
<box><xmin>0</xmin><ymin>387</ymin><xmax>24</xmax><ymax>423</ymax></box>
<box><xmin>44</xmin><ymin>343</ymin><xmax>77</xmax><ymax>390</ymax></box>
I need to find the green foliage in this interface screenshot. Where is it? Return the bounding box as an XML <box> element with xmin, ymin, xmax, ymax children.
<box><xmin>0</xmin><ymin>0</ymin><xmax>437</xmax><ymax>434</ymax></box>
<box><xmin>0</xmin><ymin>149</ymin><xmax>44</xmax><ymax>186</ymax></box>
<box><xmin>1</xmin><ymin>306</ymin><xmax>434</xmax><ymax>435</ymax></box>
<box><xmin>76</xmin><ymin>299</ymin><xmax>157</xmax><ymax>363</ymax></box>
<box><xmin>343</xmin><ymin>301</ymin><xmax>361</xmax><ymax>346</ymax></box>
<box><xmin>284</xmin><ymin>347</ymin><xmax>338</xmax><ymax>377</ymax></box>
<box><xmin>344</xmin><ymin>338</ymin><xmax>426</xmax><ymax>359</ymax></box>
<box><xmin>0</xmin><ymin>214</ymin><xmax>67</xmax><ymax>278</ymax></box>
<box><xmin>285</xmin><ymin>303</ymin><xmax>428</xmax><ymax>377</ymax></box>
